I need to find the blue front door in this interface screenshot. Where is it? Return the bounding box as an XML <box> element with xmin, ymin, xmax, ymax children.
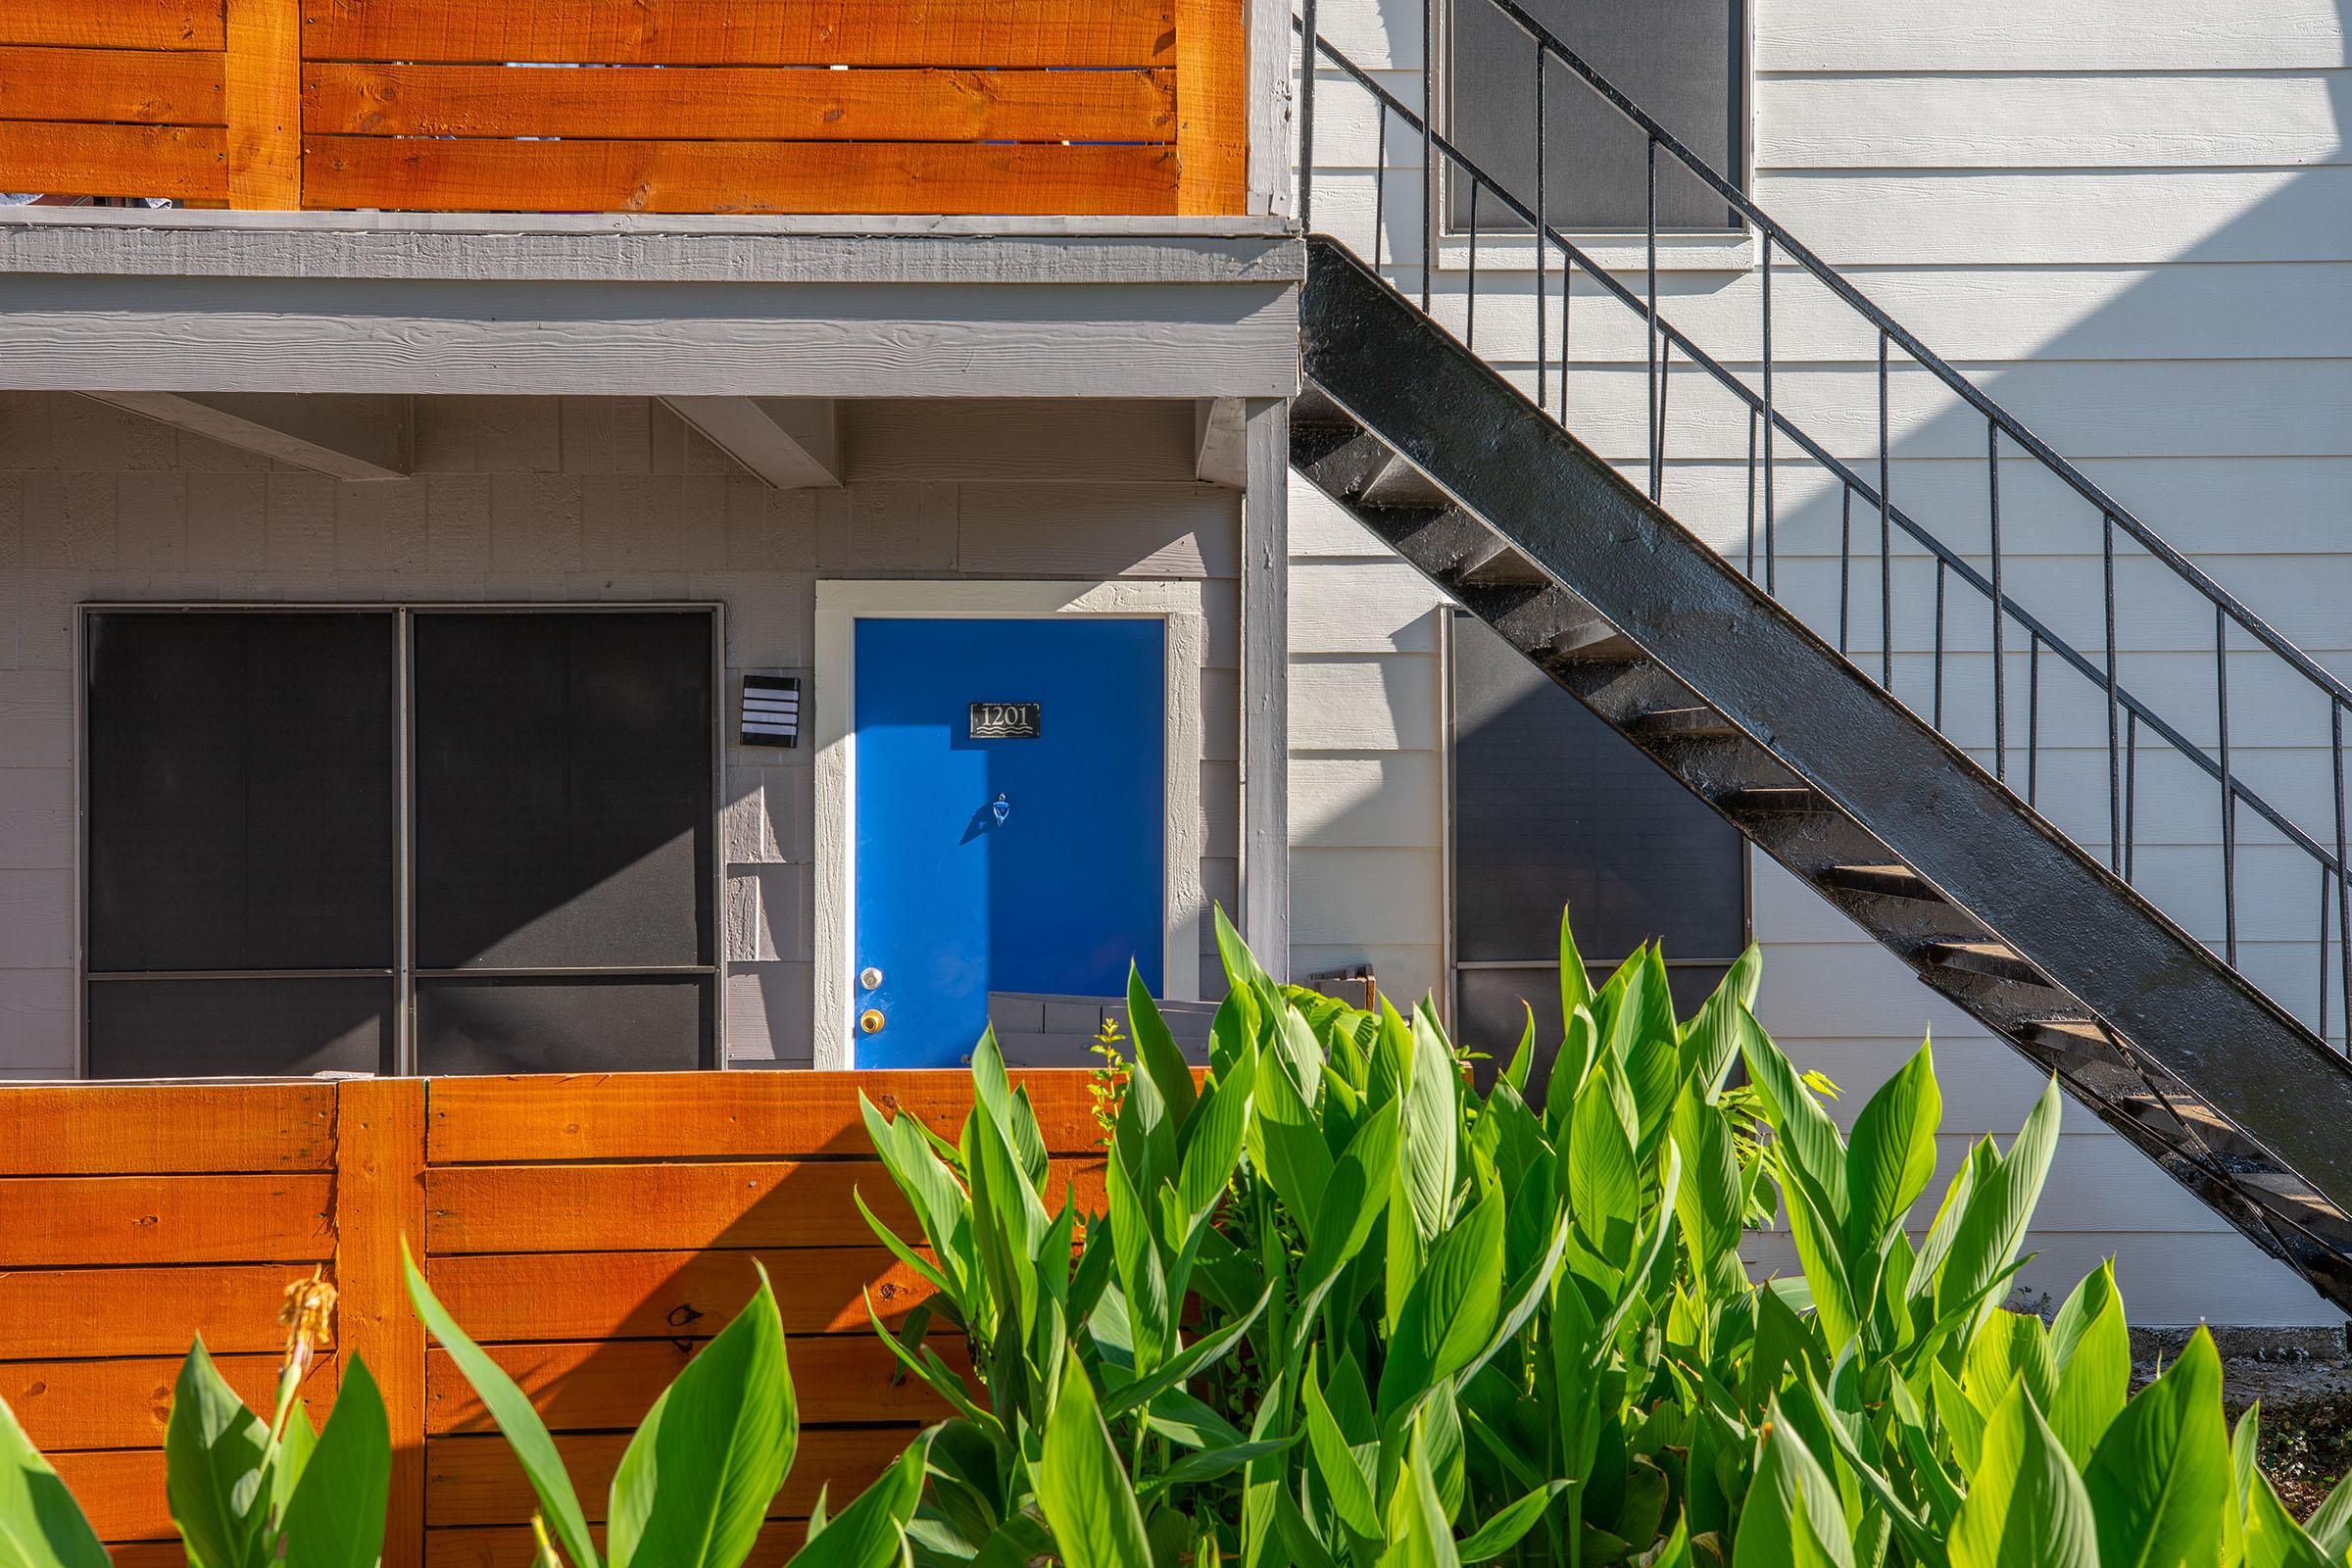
<box><xmin>852</xmin><ymin>616</ymin><xmax>1166</xmax><ymax>1066</ymax></box>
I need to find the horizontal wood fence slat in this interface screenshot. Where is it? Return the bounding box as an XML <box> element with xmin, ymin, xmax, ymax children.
<box><xmin>0</xmin><ymin>44</ymin><xmax>224</xmax><ymax>123</ymax></box>
<box><xmin>0</xmin><ymin>0</ymin><xmax>223</xmax><ymax>51</ymax></box>
<box><xmin>0</xmin><ymin>0</ymin><xmax>1248</xmax><ymax>213</ymax></box>
<box><xmin>301</xmin><ymin>63</ymin><xmax>1177</xmax><ymax>141</ymax></box>
<box><xmin>424</xmin><ymin>1519</ymin><xmax>813</xmax><ymax>1568</ymax></box>
<box><xmin>0</xmin><ymin>1070</ymin><xmax>1092</xmax><ymax>1565</ymax></box>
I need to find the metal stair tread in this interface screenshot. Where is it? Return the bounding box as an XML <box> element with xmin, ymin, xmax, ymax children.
<box><xmin>1922</xmin><ymin>940</ymin><xmax>2050</xmax><ymax>986</ymax></box>
<box><xmin>1819</xmin><ymin>862</ymin><xmax>1940</xmax><ymax>901</ymax></box>
<box><xmin>1626</xmin><ymin>707</ymin><xmax>1741</xmax><ymax>742</ymax></box>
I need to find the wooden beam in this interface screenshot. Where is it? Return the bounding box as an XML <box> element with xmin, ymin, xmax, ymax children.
<box><xmin>221</xmin><ymin>0</ymin><xmax>300</xmax><ymax>208</ymax></box>
<box><xmin>662</xmin><ymin>397</ymin><xmax>842</xmax><ymax>488</ymax></box>
<box><xmin>1194</xmin><ymin>396</ymin><xmax>1249</xmax><ymax>487</ymax></box>
<box><xmin>78</xmin><ymin>392</ymin><xmax>411</xmax><ymax>479</ymax></box>
<box><xmin>334</xmin><ymin>1077</ymin><xmax>427</xmax><ymax>1568</ymax></box>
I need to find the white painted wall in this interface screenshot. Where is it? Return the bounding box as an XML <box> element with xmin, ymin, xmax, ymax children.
<box><xmin>1287</xmin><ymin>0</ymin><xmax>2351</xmax><ymax>1322</ymax></box>
<box><xmin>0</xmin><ymin>393</ymin><xmax>1241</xmax><ymax>1074</ymax></box>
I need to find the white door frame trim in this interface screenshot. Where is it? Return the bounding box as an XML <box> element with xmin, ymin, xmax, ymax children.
<box><xmin>811</xmin><ymin>579</ymin><xmax>1208</xmax><ymax>1070</ymax></box>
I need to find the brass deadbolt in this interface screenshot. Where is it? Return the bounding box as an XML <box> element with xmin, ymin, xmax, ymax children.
<box><xmin>858</xmin><ymin>966</ymin><xmax>884</xmax><ymax>991</ymax></box>
<box><xmin>859</xmin><ymin>1008</ymin><xmax>886</xmax><ymax>1034</ymax></box>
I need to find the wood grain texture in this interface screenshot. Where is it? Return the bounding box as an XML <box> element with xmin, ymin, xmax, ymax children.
<box><xmin>425</xmin><ymin>1335</ymin><xmax>957</xmax><ymax>1432</ymax></box>
<box><xmin>0</xmin><ymin>122</ymin><xmax>224</xmax><ymax>201</ymax></box>
<box><xmin>301</xmin><ymin>0</ymin><xmax>1177</xmax><ymax>67</ymax></box>
<box><xmin>49</xmin><ymin>1449</ymin><xmax>173</xmax><ymax>1541</ymax></box>
<box><xmin>421</xmin><ymin>1248</ymin><xmax>941</xmax><ymax>1342</ymax></box>
<box><xmin>0</xmin><ymin>1173</ymin><xmax>332</xmax><ymax>1265</ymax></box>
<box><xmin>1</xmin><ymin>1353</ymin><xmax>334</xmax><ymax>1452</ymax></box>
<box><xmin>424</xmin><ymin>1156</ymin><xmax>1103</xmax><ymax>1253</ymax></box>
<box><xmin>427</xmin><ymin>1426</ymin><xmax>912</xmax><ymax>1525</ymax></box>
<box><xmin>0</xmin><ymin>1265</ymin><xmax>308</xmax><ymax>1359</ymax></box>
<box><xmin>0</xmin><ymin>0</ymin><xmax>221</xmax><ymax>51</ymax></box>
<box><xmin>303</xmin><ymin>62</ymin><xmax>1173</xmax><ymax>141</ymax></box>
<box><xmin>426</xmin><ymin>1522</ymin><xmax>811</xmax><ymax>1568</ymax></box>
<box><xmin>334</xmin><ymin>1077</ymin><xmax>427</xmax><ymax>1568</ymax></box>
<box><xmin>0</xmin><ymin>1083</ymin><xmax>333</xmax><ymax>1174</ymax></box>
<box><xmin>423</xmin><ymin>1070</ymin><xmax>1104</xmax><ymax>1161</ymax></box>
<box><xmin>223</xmin><ymin>0</ymin><xmax>301</xmax><ymax>205</ymax></box>
<box><xmin>299</xmin><ymin>136</ymin><xmax>1179</xmax><ymax>216</ymax></box>
<box><xmin>0</xmin><ymin>45</ymin><xmax>223</xmax><ymax>123</ymax></box>
<box><xmin>1174</xmin><ymin>0</ymin><xmax>1247</xmax><ymax>214</ymax></box>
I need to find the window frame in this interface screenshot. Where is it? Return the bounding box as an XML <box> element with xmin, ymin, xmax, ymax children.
<box><xmin>76</xmin><ymin>601</ymin><xmax>727</xmax><ymax>1079</ymax></box>
<box><xmin>1430</xmin><ymin>0</ymin><xmax>1758</xmax><ymax>270</ymax></box>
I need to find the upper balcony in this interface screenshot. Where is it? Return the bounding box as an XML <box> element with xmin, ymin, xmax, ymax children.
<box><xmin>0</xmin><ymin>0</ymin><xmax>1274</xmax><ymax>218</ymax></box>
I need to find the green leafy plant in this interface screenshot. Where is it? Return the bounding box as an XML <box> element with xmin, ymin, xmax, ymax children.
<box><xmin>863</xmin><ymin>904</ymin><xmax>2350</xmax><ymax>1568</ymax></box>
<box><xmin>403</xmin><ymin>1246</ymin><xmax>930</xmax><ymax>1568</ymax></box>
<box><xmin>0</xmin><ymin>1272</ymin><xmax>388</xmax><ymax>1568</ymax></box>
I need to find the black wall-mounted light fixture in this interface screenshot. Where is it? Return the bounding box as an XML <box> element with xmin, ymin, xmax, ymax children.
<box><xmin>740</xmin><ymin>673</ymin><xmax>801</xmax><ymax>748</ymax></box>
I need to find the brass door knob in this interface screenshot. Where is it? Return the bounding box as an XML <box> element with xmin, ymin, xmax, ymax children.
<box><xmin>859</xmin><ymin>1008</ymin><xmax>886</xmax><ymax>1034</ymax></box>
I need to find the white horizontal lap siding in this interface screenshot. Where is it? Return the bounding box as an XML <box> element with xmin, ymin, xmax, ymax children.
<box><xmin>1297</xmin><ymin>0</ymin><xmax>2351</xmax><ymax>1321</ymax></box>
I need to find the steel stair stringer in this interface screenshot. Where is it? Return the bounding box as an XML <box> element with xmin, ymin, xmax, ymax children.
<box><xmin>1293</xmin><ymin>234</ymin><xmax>2352</xmax><ymax>1311</ymax></box>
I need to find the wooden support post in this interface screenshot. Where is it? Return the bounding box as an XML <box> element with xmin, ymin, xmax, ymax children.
<box><xmin>222</xmin><ymin>0</ymin><xmax>302</xmax><ymax>208</ymax></box>
<box><xmin>333</xmin><ymin>1078</ymin><xmax>427</xmax><ymax>1568</ymax></box>
<box><xmin>1175</xmin><ymin>0</ymin><xmax>1250</xmax><ymax>215</ymax></box>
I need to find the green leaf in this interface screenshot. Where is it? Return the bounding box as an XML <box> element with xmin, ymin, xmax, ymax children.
<box><xmin>1137</xmin><ymin>1436</ymin><xmax>1299</xmax><ymax>1501</ymax></box>
<box><xmin>268</xmin><ymin>1398</ymin><xmax>318</xmax><ymax>1536</ymax></box>
<box><xmin>1102</xmin><ymin>1286</ymin><xmax>1271</xmax><ymax>1421</ymax></box>
<box><xmin>1176</xmin><ymin>1042</ymin><xmax>1257</xmax><ymax>1236</ymax></box>
<box><xmin>2084</xmin><ymin>1327</ymin><xmax>2230</xmax><ymax>1568</ymax></box>
<box><xmin>1378</xmin><ymin>1414</ymin><xmax>1462</xmax><ymax>1568</ymax></box>
<box><xmin>1782</xmin><ymin>1170</ymin><xmax>1860</xmax><ymax>1349</ymax></box>
<box><xmin>1844</xmin><ymin>1040</ymin><xmax>1940</xmax><ymax>1258</ymax></box>
<box><xmin>1297</xmin><ymin>1099</ymin><xmax>1402</xmax><ymax>1323</ymax></box>
<box><xmin>1378</xmin><ymin>1189</ymin><xmax>1506</xmax><ymax>1420</ymax></box>
<box><xmin>2047</xmin><ymin>1262</ymin><xmax>2131</xmax><ymax>1467</ymax></box>
<box><xmin>1935</xmin><ymin>1081</ymin><xmax>2061</xmax><ymax>1337</ymax></box>
<box><xmin>1455</xmin><ymin>1483</ymin><xmax>1569</xmax><ymax>1563</ymax></box>
<box><xmin>2245</xmin><ymin>1467</ymin><xmax>2334</xmax><ymax>1568</ymax></box>
<box><xmin>1950</xmin><ymin>1382</ymin><xmax>2099</xmax><ymax>1568</ymax></box>
<box><xmin>609</xmin><ymin>1262</ymin><xmax>798</xmax><ymax>1568</ymax></box>
<box><xmin>0</xmin><ymin>1392</ymin><xmax>108</xmax><ymax>1568</ymax></box>
<box><xmin>1740</xmin><ymin>1016</ymin><xmax>1850</xmax><ymax>1228</ymax></box>
<box><xmin>1568</xmin><ymin>1073</ymin><xmax>1642</xmax><ymax>1266</ymax></box>
<box><xmin>1127</xmin><ymin>963</ymin><xmax>1200</xmax><ymax>1128</ymax></box>
<box><xmin>279</xmin><ymin>1357</ymin><xmax>391</xmax><ymax>1568</ymax></box>
<box><xmin>166</xmin><ymin>1337</ymin><xmax>269</xmax><ymax>1568</ymax></box>
<box><xmin>1736</xmin><ymin>1403</ymin><xmax>1853</xmax><ymax>1568</ymax></box>
<box><xmin>2307</xmin><ymin>1467</ymin><xmax>2352</xmax><ymax>1559</ymax></box>
<box><xmin>1400</xmin><ymin>1004</ymin><xmax>1463</xmax><ymax>1243</ymax></box>
<box><xmin>1302</xmin><ymin>1369</ymin><xmax>1381</xmax><ymax>1539</ymax></box>
<box><xmin>404</xmin><ymin>1243</ymin><xmax>602</xmax><ymax>1568</ymax></box>
<box><xmin>1038</xmin><ymin>1356</ymin><xmax>1152</xmax><ymax>1568</ymax></box>
<box><xmin>783</xmin><ymin>1429</ymin><xmax>933</xmax><ymax>1568</ymax></box>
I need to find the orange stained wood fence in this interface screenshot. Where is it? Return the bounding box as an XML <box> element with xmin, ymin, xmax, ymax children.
<box><xmin>0</xmin><ymin>1070</ymin><xmax>1109</xmax><ymax>1568</ymax></box>
<box><xmin>0</xmin><ymin>0</ymin><xmax>1250</xmax><ymax>215</ymax></box>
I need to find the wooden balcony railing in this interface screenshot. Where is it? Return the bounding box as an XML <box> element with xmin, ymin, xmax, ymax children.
<box><xmin>0</xmin><ymin>0</ymin><xmax>1250</xmax><ymax>215</ymax></box>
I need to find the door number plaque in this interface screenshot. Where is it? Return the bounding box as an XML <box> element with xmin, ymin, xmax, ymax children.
<box><xmin>969</xmin><ymin>701</ymin><xmax>1043</xmax><ymax>739</ymax></box>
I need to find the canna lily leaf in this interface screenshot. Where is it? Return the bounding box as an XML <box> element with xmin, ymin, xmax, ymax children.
<box><xmin>1126</xmin><ymin>963</ymin><xmax>1200</xmax><ymax>1127</ymax></box>
<box><xmin>1302</xmin><ymin>1368</ymin><xmax>1382</xmax><ymax>1539</ymax></box>
<box><xmin>783</xmin><ymin>1428</ymin><xmax>933</xmax><ymax>1568</ymax></box>
<box><xmin>608</xmin><ymin>1262</ymin><xmax>798</xmax><ymax>1568</ymax></box>
<box><xmin>1378</xmin><ymin>1189</ymin><xmax>1506</xmax><ymax>1421</ymax></box>
<box><xmin>1736</xmin><ymin>1403</ymin><xmax>1852</xmax><ymax>1568</ymax></box>
<box><xmin>2245</xmin><ymin>1466</ymin><xmax>2334</xmax><ymax>1568</ymax></box>
<box><xmin>1844</xmin><ymin>1039</ymin><xmax>1940</xmax><ymax>1261</ymax></box>
<box><xmin>1380</xmin><ymin>1414</ymin><xmax>1463</xmax><ymax>1568</ymax></box>
<box><xmin>405</xmin><ymin>1243</ymin><xmax>602</xmax><ymax>1568</ymax></box>
<box><xmin>1741</xmin><ymin>1015</ymin><xmax>1850</xmax><ymax>1229</ymax></box>
<box><xmin>2047</xmin><ymin>1261</ymin><xmax>2131</xmax><ymax>1466</ymax></box>
<box><xmin>1400</xmin><ymin>1003</ymin><xmax>1462</xmax><ymax>1244</ymax></box>
<box><xmin>0</xmin><ymin>1391</ymin><xmax>108</xmax><ymax>1568</ymax></box>
<box><xmin>1934</xmin><ymin>1081</ymin><xmax>2061</xmax><ymax>1339</ymax></box>
<box><xmin>1038</xmin><ymin>1355</ymin><xmax>1152</xmax><ymax>1568</ymax></box>
<box><xmin>165</xmin><ymin>1337</ymin><xmax>270</xmax><ymax>1568</ymax></box>
<box><xmin>1455</xmin><ymin>1483</ymin><xmax>1570</xmax><ymax>1563</ymax></box>
<box><xmin>1102</xmin><ymin>1286</ymin><xmax>1271</xmax><ymax>1421</ymax></box>
<box><xmin>2084</xmin><ymin>1327</ymin><xmax>2230</xmax><ymax>1568</ymax></box>
<box><xmin>1950</xmin><ymin>1382</ymin><xmax>2098</xmax><ymax>1568</ymax></box>
<box><xmin>278</xmin><ymin>1357</ymin><xmax>390</xmax><ymax>1568</ymax></box>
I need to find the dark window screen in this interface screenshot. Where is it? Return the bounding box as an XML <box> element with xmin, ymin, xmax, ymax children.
<box><xmin>416</xmin><ymin>976</ymin><xmax>711</xmax><ymax>1074</ymax></box>
<box><xmin>85</xmin><ymin>612</ymin><xmax>396</xmax><ymax>973</ymax></box>
<box><xmin>414</xmin><ymin>612</ymin><xmax>713</xmax><ymax>970</ymax></box>
<box><xmin>1447</xmin><ymin>0</ymin><xmax>1744</xmax><ymax>230</ymax></box>
<box><xmin>84</xmin><ymin>612</ymin><xmax>396</xmax><ymax>1078</ymax></box>
<box><xmin>1450</xmin><ymin>611</ymin><xmax>1742</xmax><ymax>1073</ymax></box>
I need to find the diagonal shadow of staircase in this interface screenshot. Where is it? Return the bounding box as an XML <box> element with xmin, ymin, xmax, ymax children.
<box><xmin>1293</xmin><ymin>235</ymin><xmax>2352</xmax><ymax>1309</ymax></box>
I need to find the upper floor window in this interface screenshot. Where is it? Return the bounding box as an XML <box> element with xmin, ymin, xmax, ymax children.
<box><xmin>1446</xmin><ymin>0</ymin><xmax>1748</xmax><ymax>233</ymax></box>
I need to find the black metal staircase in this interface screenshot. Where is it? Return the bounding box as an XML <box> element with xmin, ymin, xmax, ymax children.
<box><xmin>1291</xmin><ymin>7</ymin><xmax>2352</xmax><ymax>1309</ymax></box>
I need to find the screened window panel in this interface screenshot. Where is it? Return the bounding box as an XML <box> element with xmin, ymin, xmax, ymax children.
<box><xmin>1451</xmin><ymin>612</ymin><xmax>1743</xmax><ymax>968</ymax></box>
<box><xmin>413</xmin><ymin>612</ymin><xmax>714</xmax><ymax>971</ymax></box>
<box><xmin>416</xmin><ymin>976</ymin><xmax>711</xmax><ymax>1074</ymax></box>
<box><xmin>1447</xmin><ymin>0</ymin><xmax>1744</xmax><ymax>231</ymax></box>
<box><xmin>86</xmin><ymin>978</ymin><xmax>392</xmax><ymax>1078</ymax></box>
<box><xmin>84</xmin><ymin>612</ymin><xmax>397</xmax><ymax>974</ymax></box>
